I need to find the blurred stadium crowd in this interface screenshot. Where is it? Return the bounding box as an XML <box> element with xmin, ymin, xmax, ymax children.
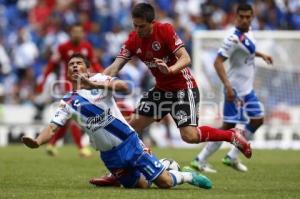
<box><xmin>0</xmin><ymin>0</ymin><xmax>299</xmax><ymax>106</ymax></box>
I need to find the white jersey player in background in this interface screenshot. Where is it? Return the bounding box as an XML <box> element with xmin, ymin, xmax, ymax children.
<box><xmin>21</xmin><ymin>53</ymin><xmax>212</xmax><ymax>189</ymax></box>
<box><xmin>190</xmin><ymin>3</ymin><xmax>273</xmax><ymax>173</ymax></box>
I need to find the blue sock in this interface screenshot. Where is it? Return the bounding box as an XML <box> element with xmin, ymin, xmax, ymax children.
<box><xmin>169</xmin><ymin>172</ymin><xmax>178</xmax><ymax>187</ymax></box>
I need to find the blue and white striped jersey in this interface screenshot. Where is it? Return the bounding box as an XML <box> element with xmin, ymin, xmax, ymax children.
<box><xmin>51</xmin><ymin>73</ymin><xmax>135</xmax><ymax>151</ymax></box>
<box><xmin>218</xmin><ymin>27</ymin><xmax>256</xmax><ymax>96</ymax></box>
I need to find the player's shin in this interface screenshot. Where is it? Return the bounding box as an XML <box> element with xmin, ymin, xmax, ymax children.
<box><xmin>197</xmin><ymin>141</ymin><xmax>223</xmax><ymax>162</ymax></box>
<box><xmin>198</xmin><ymin>126</ymin><xmax>233</xmax><ymax>142</ymax></box>
<box><xmin>168</xmin><ymin>170</ymin><xmax>181</xmax><ymax>186</ymax></box>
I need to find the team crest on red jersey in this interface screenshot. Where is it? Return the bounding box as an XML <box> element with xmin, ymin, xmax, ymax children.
<box><xmin>152</xmin><ymin>41</ymin><xmax>161</xmax><ymax>51</ymax></box>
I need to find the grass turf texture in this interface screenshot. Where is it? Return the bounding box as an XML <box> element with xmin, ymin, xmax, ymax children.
<box><xmin>1</xmin><ymin>145</ymin><xmax>300</xmax><ymax>199</ymax></box>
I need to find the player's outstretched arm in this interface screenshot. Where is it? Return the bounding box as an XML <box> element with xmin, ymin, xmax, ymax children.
<box><xmin>255</xmin><ymin>51</ymin><xmax>273</xmax><ymax>65</ymax></box>
<box><xmin>88</xmin><ymin>79</ymin><xmax>129</xmax><ymax>92</ymax></box>
<box><xmin>102</xmin><ymin>57</ymin><xmax>128</xmax><ymax>77</ymax></box>
<box><xmin>76</xmin><ymin>74</ymin><xmax>129</xmax><ymax>93</ymax></box>
<box><xmin>22</xmin><ymin>123</ymin><xmax>59</xmax><ymax>149</ymax></box>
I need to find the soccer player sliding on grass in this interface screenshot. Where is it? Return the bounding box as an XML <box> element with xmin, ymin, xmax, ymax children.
<box><xmin>22</xmin><ymin>53</ymin><xmax>212</xmax><ymax>189</ymax></box>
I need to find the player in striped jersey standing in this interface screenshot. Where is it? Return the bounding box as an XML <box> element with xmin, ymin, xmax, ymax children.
<box><xmin>191</xmin><ymin>3</ymin><xmax>273</xmax><ymax>173</ymax></box>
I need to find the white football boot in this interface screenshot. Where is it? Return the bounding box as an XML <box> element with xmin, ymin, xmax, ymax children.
<box><xmin>190</xmin><ymin>160</ymin><xmax>217</xmax><ymax>173</ymax></box>
<box><xmin>222</xmin><ymin>155</ymin><xmax>248</xmax><ymax>172</ymax></box>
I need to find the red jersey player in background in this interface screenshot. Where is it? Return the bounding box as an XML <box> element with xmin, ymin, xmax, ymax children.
<box><xmin>36</xmin><ymin>23</ymin><xmax>103</xmax><ymax>157</ymax></box>
<box><xmin>90</xmin><ymin>3</ymin><xmax>251</xmax><ymax>186</ymax></box>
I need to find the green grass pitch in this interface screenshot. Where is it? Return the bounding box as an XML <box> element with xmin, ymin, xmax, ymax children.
<box><xmin>1</xmin><ymin>145</ymin><xmax>300</xmax><ymax>199</ymax></box>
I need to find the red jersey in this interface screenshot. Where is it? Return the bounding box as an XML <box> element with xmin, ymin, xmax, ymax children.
<box><xmin>41</xmin><ymin>40</ymin><xmax>102</xmax><ymax>92</ymax></box>
<box><xmin>117</xmin><ymin>21</ymin><xmax>197</xmax><ymax>91</ymax></box>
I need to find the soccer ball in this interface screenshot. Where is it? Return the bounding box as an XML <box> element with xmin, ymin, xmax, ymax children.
<box><xmin>159</xmin><ymin>158</ymin><xmax>180</xmax><ymax>171</ymax></box>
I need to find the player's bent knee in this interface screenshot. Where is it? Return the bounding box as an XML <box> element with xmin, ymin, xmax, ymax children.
<box><xmin>180</xmin><ymin>127</ymin><xmax>199</xmax><ymax>143</ymax></box>
<box><xmin>180</xmin><ymin>134</ymin><xmax>196</xmax><ymax>143</ymax></box>
<box><xmin>154</xmin><ymin>171</ymin><xmax>173</xmax><ymax>188</ymax></box>
<box><xmin>257</xmin><ymin>118</ymin><xmax>264</xmax><ymax>127</ymax></box>
<box><xmin>249</xmin><ymin>118</ymin><xmax>264</xmax><ymax>130</ymax></box>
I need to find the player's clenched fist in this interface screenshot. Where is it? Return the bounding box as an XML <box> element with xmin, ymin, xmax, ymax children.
<box><xmin>154</xmin><ymin>58</ymin><xmax>169</xmax><ymax>74</ymax></box>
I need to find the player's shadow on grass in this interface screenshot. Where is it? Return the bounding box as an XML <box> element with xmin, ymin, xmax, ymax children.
<box><xmin>89</xmin><ymin>186</ymin><xmax>207</xmax><ymax>191</ymax></box>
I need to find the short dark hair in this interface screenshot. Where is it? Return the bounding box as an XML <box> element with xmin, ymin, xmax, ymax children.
<box><xmin>68</xmin><ymin>53</ymin><xmax>90</xmax><ymax>68</ymax></box>
<box><xmin>131</xmin><ymin>3</ymin><xmax>155</xmax><ymax>22</ymax></box>
<box><xmin>236</xmin><ymin>3</ymin><xmax>253</xmax><ymax>14</ymax></box>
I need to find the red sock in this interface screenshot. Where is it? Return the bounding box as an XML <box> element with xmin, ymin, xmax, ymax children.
<box><xmin>198</xmin><ymin>126</ymin><xmax>233</xmax><ymax>142</ymax></box>
<box><xmin>49</xmin><ymin>125</ymin><xmax>67</xmax><ymax>145</ymax></box>
<box><xmin>70</xmin><ymin>122</ymin><xmax>83</xmax><ymax>149</ymax></box>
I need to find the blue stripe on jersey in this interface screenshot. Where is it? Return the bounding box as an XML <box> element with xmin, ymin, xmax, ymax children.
<box><xmin>105</xmin><ymin>119</ymin><xmax>133</xmax><ymax>140</ymax></box>
<box><xmin>234</xmin><ymin>29</ymin><xmax>255</xmax><ymax>54</ymax></box>
<box><xmin>65</xmin><ymin>93</ymin><xmax>133</xmax><ymax>141</ymax></box>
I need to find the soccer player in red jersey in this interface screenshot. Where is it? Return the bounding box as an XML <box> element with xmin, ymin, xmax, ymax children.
<box><xmin>90</xmin><ymin>3</ymin><xmax>251</xmax><ymax>186</ymax></box>
<box><xmin>37</xmin><ymin>24</ymin><xmax>103</xmax><ymax>157</ymax></box>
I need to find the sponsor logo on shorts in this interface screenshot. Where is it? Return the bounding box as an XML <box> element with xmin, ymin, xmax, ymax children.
<box><xmin>175</xmin><ymin>110</ymin><xmax>188</xmax><ymax>126</ymax></box>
